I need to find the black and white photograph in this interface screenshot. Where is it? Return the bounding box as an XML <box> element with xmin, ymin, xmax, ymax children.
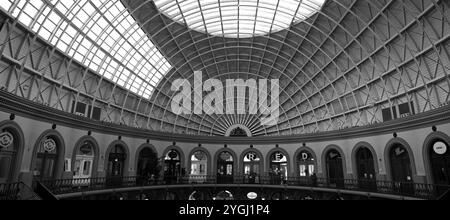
<box><xmin>0</xmin><ymin>0</ymin><xmax>449</xmax><ymax>213</ymax></box>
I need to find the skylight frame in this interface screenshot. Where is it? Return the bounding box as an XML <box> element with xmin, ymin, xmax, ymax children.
<box><xmin>0</xmin><ymin>0</ymin><xmax>172</xmax><ymax>99</ymax></box>
<box><xmin>154</xmin><ymin>0</ymin><xmax>327</xmax><ymax>38</ymax></box>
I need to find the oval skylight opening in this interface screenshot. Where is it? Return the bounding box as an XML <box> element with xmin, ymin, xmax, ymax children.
<box><xmin>154</xmin><ymin>0</ymin><xmax>326</xmax><ymax>38</ymax></box>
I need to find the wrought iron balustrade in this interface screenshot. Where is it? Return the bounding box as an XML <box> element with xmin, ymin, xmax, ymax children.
<box><xmin>36</xmin><ymin>175</ymin><xmax>450</xmax><ymax>200</ymax></box>
<box><xmin>0</xmin><ymin>182</ymin><xmax>41</xmax><ymax>200</ymax></box>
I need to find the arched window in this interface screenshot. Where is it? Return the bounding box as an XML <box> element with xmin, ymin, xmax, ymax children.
<box><xmin>190</xmin><ymin>151</ymin><xmax>208</xmax><ymax>176</ymax></box>
<box><xmin>356</xmin><ymin>148</ymin><xmax>376</xmax><ymax>181</ymax></box>
<box><xmin>389</xmin><ymin>143</ymin><xmax>415</xmax><ymax>195</ymax></box>
<box><xmin>355</xmin><ymin>147</ymin><xmax>377</xmax><ymax>190</ymax></box>
<box><xmin>389</xmin><ymin>144</ymin><xmax>413</xmax><ymax>183</ymax></box>
<box><xmin>244</xmin><ymin>151</ymin><xmax>261</xmax><ymax>175</ymax></box>
<box><xmin>230</xmin><ymin>127</ymin><xmax>248</xmax><ymax>137</ymax></box>
<box><xmin>189</xmin><ymin>150</ymin><xmax>208</xmax><ymax>182</ymax></box>
<box><xmin>297</xmin><ymin>151</ymin><xmax>315</xmax><ymax>177</ymax></box>
<box><xmin>74</xmin><ymin>141</ymin><xmax>95</xmax><ymax>180</ymax></box>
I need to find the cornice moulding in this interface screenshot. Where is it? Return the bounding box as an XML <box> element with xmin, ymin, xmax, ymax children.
<box><xmin>1</xmin><ymin>90</ymin><xmax>449</xmax><ymax>145</ymax></box>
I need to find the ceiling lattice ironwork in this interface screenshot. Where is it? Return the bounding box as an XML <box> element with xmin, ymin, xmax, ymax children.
<box><xmin>0</xmin><ymin>0</ymin><xmax>449</xmax><ymax>137</ymax></box>
<box><xmin>153</xmin><ymin>0</ymin><xmax>326</xmax><ymax>38</ymax></box>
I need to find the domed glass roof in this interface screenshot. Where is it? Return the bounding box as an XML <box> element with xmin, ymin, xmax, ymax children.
<box><xmin>1</xmin><ymin>0</ymin><xmax>172</xmax><ymax>99</ymax></box>
<box><xmin>0</xmin><ymin>0</ymin><xmax>449</xmax><ymax>137</ymax></box>
<box><xmin>154</xmin><ymin>0</ymin><xmax>326</xmax><ymax>38</ymax></box>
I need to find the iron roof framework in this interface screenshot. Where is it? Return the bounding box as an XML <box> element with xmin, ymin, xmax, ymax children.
<box><xmin>0</xmin><ymin>0</ymin><xmax>171</xmax><ymax>100</ymax></box>
<box><xmin>153</xmin><ymin>0</ymin><xmax>326</xmax><ymax>38</ymax></box>
<box><xmin>0</xmin><ymin>0</ymin><xmax>449</xmax><ymax>137</ymax></box>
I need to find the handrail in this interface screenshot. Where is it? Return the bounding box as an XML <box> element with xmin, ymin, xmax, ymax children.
<box><xmin>33</xmin><ymin>181</ymin><xmax>58</xmax><ymax>201</ymax></box>
<box><xmin>37</xmin><ymin>175</ymin><xmax>450</xmax><ymax>200</ymax></box>
<box><xmin>0</xmin><ymin>182</ymin><xmax>41</xmax><ymax>200</ymax></box>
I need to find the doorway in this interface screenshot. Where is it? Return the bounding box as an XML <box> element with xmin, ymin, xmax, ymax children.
<box><xmin>270</xmin><ymin>152</ymin><xmax>288</xmax><ymax>185</ymax></box>
<box><xmin>297</xmin><ymin>151</ymin><xmax>315</xmax><ymax>185</ymax></box>
<box><xmin>33</xmin><ymin>137</ymin><xmax>59</xmax><ymax>181</ymax></box>
<box><xmin>164</xmin><ymin>150</ymin><xmax>181</xmax><ymax>184</ymax></box>
<box><xmin>217</xmin><ymin>151</ymin><xmax>234</xmax><ymax>184</ymax></box>
<box><xmin>243</xmin><ymin>151</ymin><xmax>261</xmax><ymax>184</ymax></box>
<box><xmin>297</xmin><ymin>151</ymin><xmax>315</xmax><ymax>177</ymax></box>
<box><xmin>73</xmin><ymin>141</ymin><xmax>95</xmax><ymax>186</ymax></box>
<box><xmin>190</xmin><ymin>151</ymin><xmax>208</xmax><ymax>183</ymax></box>
<box><xmin>326</xmin><ymin>149</ymin><xmax>344</xmax><ymax>187</ymax></box>
<box><xmin>356</xmin><ymin>147</ymin><xmax>376</xmax><ymax>190</ymax></box>
<box><xmin>429</xmin><ymin>140</ymin><xmax>450</xmax><ymax>195</ymax></box>
<box><xmin>107</xmin><ymin>145</ymin><xmax>127</xmax><ymax>186</ymax></box>
<box><xmin>389</xmin><ymin>144</ymin><xmax>414</xmax><ymax>194</ymax></box>
<box><xmin>137</xmin><ymin>148</ymin><xmax>158</xmax><ymax>185</ymax></box>
<box><xmin>0</xmin><ymin>130</ymin><xmax>17</xmax><ymax>184</ymax></box>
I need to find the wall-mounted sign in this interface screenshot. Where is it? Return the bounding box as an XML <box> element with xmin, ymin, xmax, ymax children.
<box><xmin>80</xmin><ymin>144</ymin><xmax>93</xmax><ymax>155</ymax></box>
<box><xmin>302</xmin><ymin>153</ymin><xmax>309</xmax><ymax>160</ymax></box>
<box><xmin>246</xmin><ymin>152</ymin><xmax>258</xmax><ymax>162</ymax></box>
<box><xmin>272</xmin><ymin>152</ymin><xmax>286</xmax><ymax>163</ymax></box>
<box><xmin>0</xmin><ymin>132</ymin><xmax>13</xmax><ymax>149</ymax></box>
<box><xmin>194</xmin><ymin>151</ymin><xmax>206</xmax><ymax>161</ymax></box>
<box><xmin>395</xmin><ymin>147</ymin><xmax>406</xmax><ymax>156</ymax></box>
<box><xmin>275</xmin><ymin>153</ymin><xmax>283</xmax><ymax>162</ymax></box>
<box><xmin>43</xmin><ymin>139</ymin><xmax>56</xmax><ymax>152</ymax></box>
<box><xmin>168</xmin><ymin>150</ymin><xmax>179</xmax><ymax>160</ymax></box>
<box><xmin>433</xmin><ymin>142</ymin><xmax>447</xmax><ymax>155</ymax></box>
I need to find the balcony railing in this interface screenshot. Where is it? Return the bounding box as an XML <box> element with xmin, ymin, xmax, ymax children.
<box><xmin>35</xmin><ymin>175</ymin><xmax>450</xmax><ymax>200</ymax></box>
<box><xmin>0</xmin><ymin>182</ymin><xmax>41</xmax><ymax>200</ymax></box>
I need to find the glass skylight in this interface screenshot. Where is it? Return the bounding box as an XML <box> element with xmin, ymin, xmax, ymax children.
<box><xmin>154</xmin><ymin>0</ymin><xmax>326</xmax><ymax>38</ymax></box>
<box><xmin>0</xmin><ymin>0</ymin><xmax>172</xmax><ymax>99</ymax></box>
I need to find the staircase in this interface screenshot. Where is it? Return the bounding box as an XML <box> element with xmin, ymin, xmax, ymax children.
<box><xmin>0</xmin><ymin>182</ymin><xmax>41</xmax><ymax>200</ymax></box>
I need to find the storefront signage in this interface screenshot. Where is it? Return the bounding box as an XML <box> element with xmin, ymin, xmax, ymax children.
<box><xmin>246</xmin><ymin>152</ymin><xmax>258</xmax><ymax>161</ymax></box>
<box><xmin>194</xmin><ymin>151</ymin><xmax>206</xmax><ymax>161</ymax></box>
<box><xmin>301</xmin><ymin>152</ymin><xmax>309</xmax><ymax>160</ymax></box>
<box><xmin>273</xmin><ymin>152</ymin><xmax>284</xmax><ymax>162</ymax></box>
<box><xmin>433</xmin><ymin>142</ymin><xmax>447</xmax><ymax>155</ymax></box>
<box><xmin>168</xmin><ymin>150</ymin><xmax>179</xmax><ymax>159</ymax></box>
<box><xmin>43</xmin><ymin>139</ymin><xmax>56</xmax><ymax>152</ymax></box>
